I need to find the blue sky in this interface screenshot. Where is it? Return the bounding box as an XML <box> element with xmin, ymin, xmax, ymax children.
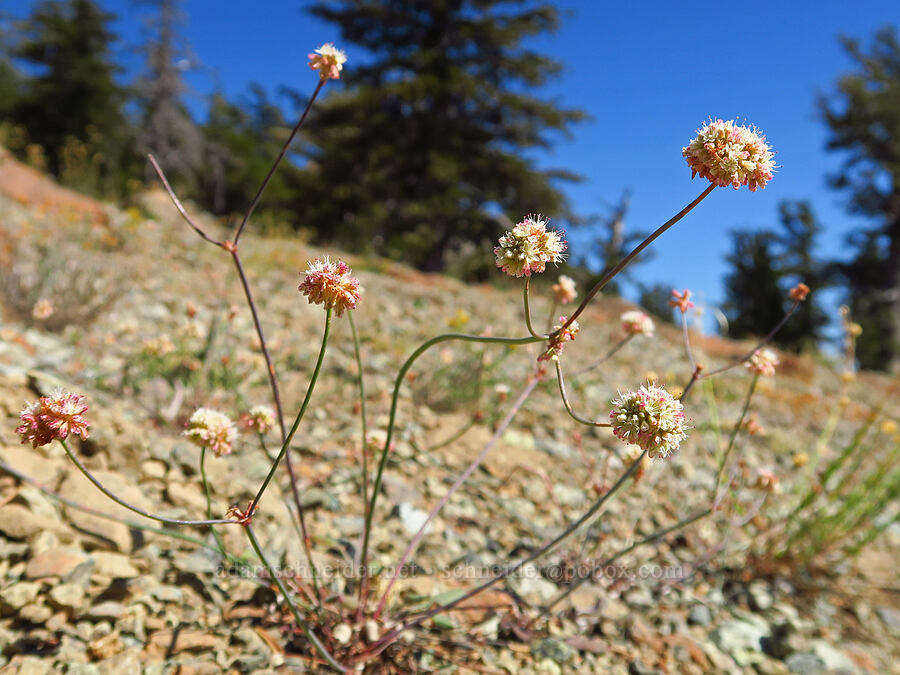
<box><xmin>12</xmin><ymin>0</ymin><xmax>900</xmax><ymax>318</ymax></box>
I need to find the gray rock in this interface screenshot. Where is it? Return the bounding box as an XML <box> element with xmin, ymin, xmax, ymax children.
<box><xmin>81</xmin><ymin>601</ymin><xmax>127</xmax><ymax>622</ymax></box>
<box><xmin>876</xmin><ymin>606</ymin><xmax>900</xmax><ymax>635</ymax></box>
<box><xmin>0</xmin><ymin>581</ymin><xmax>42</xmax><ymax>615</ymax></box>
<box><xmin>397</xmin><ymin>502</ymin><xmax>430</xmax><ymax>536</ymax></box>
<box><xmin>535</xmin><ymin>438</ymin><xmax>573</xmax><ymax>459</ymax></box>
<box><xmin>531</xmin><ymin>637</ymin><xmax>574</xmax><ymax>664</ymax></box>
<box><xmin>711</xmin><ymin>619</ymin><xmax>767</xmax><ymax>666</ymax></box>
<box><xmin>784</xmin><ymin>652</ymin><xmax>826</xmax><ymax>674</ymax></box>
<box><xmin>810</xmin><ymin>640</ymin><xmax>856</xmax><ymax>673</ymax></box>
<box><xmin>0</xmin><ymin>504</ymin><xmax>58</xmax><ymax>541</ymax></box>
<box><xmin>49</xmin><ymin>583</ymin><xmax>86</xmax><ymax>612</ymax></box>
<box><xmin>687</xmin><ymin>604</ymin><xmax>712</xmax><ymax>626</ymax></box>
<box><xmin>624</xmin><ymin>586</ymin><xmax>654</xmax><ymax>609</ymax></box>
<box><xmin>748</xmin><ymin>580</ymin><xmax>774</xmax><ymax>611</ymax></box>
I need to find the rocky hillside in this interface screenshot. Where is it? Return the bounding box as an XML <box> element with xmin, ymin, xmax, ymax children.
<box><xmin>0</xmin><ymin>154</ymin><xmax>898</xmax><ymax>673</ymax></box>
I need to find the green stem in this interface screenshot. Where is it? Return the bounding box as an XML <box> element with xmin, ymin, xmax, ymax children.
<box><xmin>244</xmin><ymin>525</ymin><xmax>346</xmax><ymax>672</ymax></box>
<box><xmin>200</xmin><ymin>446</ymin><xmax>228</xmax><ymax>558</ymax></box>
<box><xmin>523</xmin><ymin>278</ymin><xmax>545</xmax><ymax>339</ymax></box>
<box><xmin>58</xmin><ymin>439</ymin><xmax>236</xmax><ymax>526</ymax></box>
<box><xmin>0</xmin><ymin>459</ymin><xmax>248</xmax><ymax>569</ymax></box>
<box><xmin>250</xmin><ymin>308</ymin><xmax>333</xmax><ymax>513</ymax></box>
<box><xmin>558</xmin><ymin>184</ymin><xmax>714</xmax><ymax>335</ymax></box>
<box><xmin>358</xmin><ymin>331</ymin><xmax>542</xmax><ymax>595</ymax></box>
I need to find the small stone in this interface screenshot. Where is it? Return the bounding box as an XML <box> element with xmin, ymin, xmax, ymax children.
<box><xmin>0</xmin><ymin>581</ymin><xmax>41</xmax><ymax>615</ymax></box>
<box><xmin>531</xmin><ymin>637</ymin><xmax>574</xmax><ymax>664</ymax></box>
<box><xmin>49</xmin><ymin>583</ymin><xmax>86</xmax><ymax>612</ymax></box>
<box><xmin>96</xmin><ymin>648</ymin><xmax>142</xmax><ymax>674</ymax></box>
<box><xmin>809</xmin><ymin>639</ymin><xmax>856</xmax><ymax>673</ymax></box>
<box><xmin>711</xmin><ymin>619</ymin><xmax>767</xmax><ymax>665</ymax></box>
<box><xmin>748</xmin><ymin>579</ymin><xmax>774</xmax><ymax>611</ymax></box>
<box><xmin>333</xmin><ymin>623</ymin><xmax>352</xmax><ymax>644</ymax></box>
<box><xmin>624</xmin><ymin>586</ymin><xmax>654</xmax><ymax>609</ymax></box>
<box><xmin>88</xmin><ymin>631</ymin><xmax>125</xmax><ymax>660</ymax></box>
<box><xmin>876</xmin><ymin>606</ymin><xmax>900</xmax><ymax>635</ymax></box>
<box><xmin>82</xmin><ymin>601</ymin><xmax>127</xmax><ymax>622</ymax></box>
<box><xmin>784</xmin><ymin>651</ymin><xmax>826</xmax><ymax>674</ymax></box>
<box><xmin>0</xmin><ymin>504</ymin><xmax>58</xmax><ymax>541</ymax></box>
<box><xmin>90</xmin><ymin>552</ymin><xmax>139</xmax><ymax>579</ymax></box>
<box><xmin>11</xmin><ymin>655</ymin><xmax>52</xmax><ymax>675</ymax></box>
<box><xmin>687</xmin><ymin>604</ymin><xmax>712</xmax><ymax>626</ymax></box>
<box><xmin>628</xmin><ymin>659</ymin><xmax>651</xmax><ymax>675</ymax></box>
<box><xmin>397</xmin><ymin>502</ymin><xmax>430</xmax><ymax>536</ymax></box>
<box><xmin>19</xmin><ymin>601</ymin><xmax>54</xmax><ymax>624</ymax></box>
<box><xmin>25</xmin><ymin>547</ymin><xmax>88</xmax><ymax>579</ymax></box>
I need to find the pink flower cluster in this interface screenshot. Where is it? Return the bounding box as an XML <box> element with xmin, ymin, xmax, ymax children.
<box><xmin>494</xmin><ymin>215</ymin><xmax>566</xmax><ymax>278</ymax></box>
<box><xmin>610</xmin><ymin>385</ymin><xmax>687</xmax><ymax>459</ymax></box>
<box><xmin>552</xmin><ymin>275</ymin><xmax>577</xmax><ymax>304</ymax></box>
<box><xmin>17</xmin><ymin>390</ymin><xmax>90</xmax><ymax>448</ymax></box>
<box><xmin>746</xmin><ymin>348</ymin><xmax>779</xmax><ymax>377</ymax></box>
<box><xmin>241</xmin><ymin>405</ymin><xmax>277</xmax><ymax>435</ymax></box>
<box><xmin>185</xmin><ymin>408</ymin><xmax>237</xmax><ymax>457</ymax></box>
<box><xmin>683</xmin><ymin>119</ymin><xmax>775</xmax><ymax>192</ymax></box>
<box><xmin>299</xmin><ymin>257</ymin><xmax>362</xmax><ymax>317</ymax></box>
<box><xmin>308</xmin><ymin>43</ymin><xmax>347</xmax><ymax>80</ymax></box>
<box><xmin>539</xmin><ymin>317</ymin><xmax>580</xmax><ymax>362</ymax></box>
<box><xmin>621</xmin><ymin>310</ymin><xmax>655</xmax><ymax>337</ymax></box>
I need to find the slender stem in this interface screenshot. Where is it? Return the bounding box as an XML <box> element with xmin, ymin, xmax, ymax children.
<box><xmin>358</xmin><ymin>331</ymin><xmax>542</xmax><ymax>591</ymax></box>
<box><xmin>233</xmin><ymin>80</ymin><xmax>325</xmax><ymax>244</ymax></box>
<box><xmin>544</xmin><ymin>507</ymin><xmax>712</xmax><ymax>612</ymax></box>
<box><xmin>714</xmin><ymin>374</ymin><xmax>758</xmax><ymax>495</ymax></box>
<box><xmin>147</xmin><ymin>154</ymin><xmax>223</xmax><ymax>247</ymax></box>
<box><xmin>244</xmin><ymin>525</ymin><xmax>346</xmax><ymax>673</ymax></box>
<box><xmin>257</xmin><ymin>432</ymin><xmax>276</xmax><ymax>464</ymax></box>
<box><xmin>348</xmin><ymin>311</ymin><xmax>370</xmax><ymax>519</ymax></box>
<box><xmin>523</xmin><ymin>278</ymin><xmax>546</xmax><ymax>340</ymax></box>
<box><xmin>200</xmin><ymin>446</ymin><xmax>228</xmax><ymax>557</ymax></box>
<box><xmin>0</xmin><ymin>459</ymin><xmax>246</xmax><ymax>565</ymax></box>
<box><xmin>230</xmin><ymin>250</ymin><xmax>287</xmax><ymax>442</ymax></box>
<box><xmin>554</xmin><ymin>359</ymin><xmax>612</xmax><ymax>428</ymax></box>
<box><xmin>58</xmin><ymin>440</ymin><xmax>237</xmax><ymax>526</ymax></box>
<box><xmin>250</xmin><ymin>309</ymin><xmax>332</xmax><ymax>514</ymax></box>
<box><xmin>681</xmin><ymin>310</ymin><xmax>697</xmax><ymax>373</ymax></box>
<box><xmin>373</xmin><ymin>449</ymin><xmax>648</xmax><ymax>652</ymax></box>
<box><xmin>376</xmin><ymin>375</ymin><xmax>541</xmax><ymax>617</ymax></box>
<box><xmin>558</xmin><ymin>184</ymin><xmax>715</xmax><ymax>334</ymax></box>
<box><xmin>569</xmin><ymin>334</ymin><xmax>633</xmax><ymax>379</ymax></box>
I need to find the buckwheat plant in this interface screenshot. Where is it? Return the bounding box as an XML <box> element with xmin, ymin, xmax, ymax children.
<box><xmin>12</xmin><ymin>47</ymin><xmax>817</xmax><ymax>671</ymax></box>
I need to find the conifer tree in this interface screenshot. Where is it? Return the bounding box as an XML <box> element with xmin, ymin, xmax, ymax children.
<box><xmin>297</xmin><ymin>0</ymin><xmax>586</xmax><ymax>273</ymax></box>
<box><xmin>821</xmin><ymin>27</ymin><xmax>900</xmax><ymax>371</ymax></box>
<box><xmin>12</xmin><ymin>0</ymin><xmax>134</xmax><ymax>184</ymax></box>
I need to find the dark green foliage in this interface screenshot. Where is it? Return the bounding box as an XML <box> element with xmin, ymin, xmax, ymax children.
<box><xmin>821</xmin><ymin>27</ymin><xmax>900</xmax><ymax>370</ymax></box>
<box><xmin>296</xmin><ymin>0</ymin><xmax>586</xmax><ymax>274</ymax></box>
<box><xmin>724</xmin><ymin>201</ymin><xmax>828</xmax><ymax>351</ymax></box>
<box><xmin>10</xmin><ymin>0</ymin><xmax>137</xmax><ymax>193</ymax></box>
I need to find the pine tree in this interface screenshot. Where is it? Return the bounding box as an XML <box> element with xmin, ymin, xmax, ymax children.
<box><xmin>297</xmin><ymin>0</ymin><xmax>586</xmax><ymax>274</ymax></box>
<box><xmin>723</xmin><ymin>201</ymin><xmax>827</xmax><ymax>351</ymax></box>
<box><xmin>11</xmin><ymin>0</ymin><xmax>134</xmax><ymax>186</ymax></box>
<box><xmin>133</xmin><ymin>0</ymin><xmax>205</xmax><ymax>191</ymax></box>
<box><xmin>821</xmin><ymin>27</ymin><xmax>900</xmax><ymax>371</ymax></box>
